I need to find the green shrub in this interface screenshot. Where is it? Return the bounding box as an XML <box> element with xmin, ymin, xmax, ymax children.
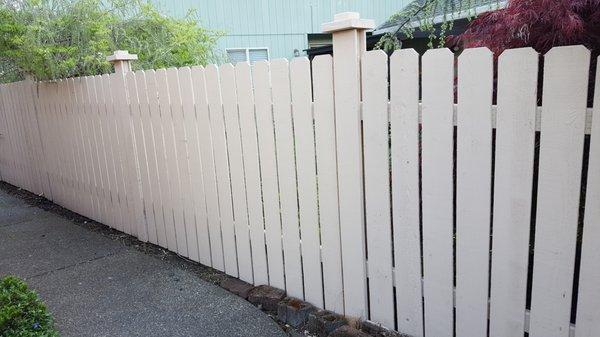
<box><xmin>0</xmin><ymin>276</ymin><xmax>59</xmax><ymax>337</ymax></box>
<box><xmin>0</xmin><ymin>0</ymin><xmax>222</xmax><ymax>82</ymax></box>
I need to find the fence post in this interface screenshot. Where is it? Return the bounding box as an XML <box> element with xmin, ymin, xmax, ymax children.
<box><xmin>322</xmin><ymin>12</ymin><xmax>374</xmax><ymax>319</ymax></box>
<box><xmin>107</xmin><ymin>50</ymin><xmax>138</xmax><ymax>74</ymax></box>
<box><xmin>106</xmin><ymin>50</ymin><xmax>147</xmax><ymax>241</ymax></box>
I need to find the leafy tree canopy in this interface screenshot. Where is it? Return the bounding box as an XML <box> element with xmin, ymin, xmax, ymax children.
<box><xmin>456</xmin><ymin>0</ymin><xmax>600</xmax><ymax>55</ymax></box>
<box><xmin>375</xmin><ymin>0</ymin><xmax>495</xmax><ymax>52</ymax></box>
<box><xmin>0</xmin><ymin>0</ymin><xmax>222</xmax><ymax>82</ymax></box>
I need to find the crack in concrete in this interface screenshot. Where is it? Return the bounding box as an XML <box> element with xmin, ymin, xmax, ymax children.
<box><xmin>26</xmin><ymin>249</ymin><xmax>126</xmax><ymax>280</ymax></box>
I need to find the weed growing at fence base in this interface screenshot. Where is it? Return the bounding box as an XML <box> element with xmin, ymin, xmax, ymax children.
<box><xmin>0</xmin><ymin>276</ymin><xmax>59</xmax><ymax>337</ymax></box>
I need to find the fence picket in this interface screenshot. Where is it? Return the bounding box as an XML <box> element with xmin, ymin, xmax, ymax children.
<box><xmin>456</xmin><ymin>48</ymin><xmax>493</xmax><ymax>337</ymax></box>
<box><xmin>191</xmin><ymin>65</ymin><xmax>223</xmax><ymax>270</ymax></box>
<box><xmin>12</xmin><ymin>83</ymin><xmax>27</xmax><ymax>189</ymax></box>
<box><xmin>390</xmin><ymin>49</ymin><xmax>424</xmax><ymax>337</ymax></box>
<box><xmin>0</xmin><ymin>86</ymin><xmax>9</xmax><ymax>182</ymax></box>
<box><xmin>221</xmin><ymin>63</ymin><xmax>253</xmax><ymax>282</ymax></box>
<box><xmin>65</xmin><ymin>79</ymin><xmax>80</xmax><ymax>215</ymax></box>
<box><xmin>421</xmin><ymin>48</ymin><xmax>455</xmax><ymax>337</ymax></box>
<box><xmin>179</xmin><ymin>67</ymin><xmax>210</xmax><ymax>264</ymax></box>
<box><xmin>0</xmin><ymin>84</ymin><xmax>15</xmax><ymax>186</ymax></box>
<box><xmin>127</xmin><ymin>72</ymin><xmax>152</xmax><ymax>243</ymax></box>
<box><xmin>575</xmin><ymin>57</ymin><xmax>600</xmax><ymax>337</ymax></box>
<box><xmin>143</xmin><ymin>71</ymin><xmax>168</xmax><ymax>247</ymax></box>
<box><xmin>155</xmin><ymin>69</ymin><xmax>178</xmax><ymax>250</ymax></box>
<box><xmin>272</xmin><ymin>59</ymin><xmax>303</xmax><ymax>298</ymax></box>
<box><xmin>87</xmin><ymin>77</ymin><xmax>105</xmax><ymax>223</ymax></box>
<box><xmin>88</xmin><ymin>77</ymin><xmax>105</xmax><ymax>224</ymax></box>
<box><xmin>362</xmin><ymin>50</ymin><xmax>394</xmax><ymax>328</ymax></box>
<box><xmin>21</xmin><ymin>82</ymin><xmax>42</xmax><ymax>195</ymax></box>
<box><xmin>101</xmin><ymin>74</ymin><xmax>124</xmax><ymax>231</ymax></box>
<box><xmin>59</xmin><ymin>79</ymin><xmax>75</xmax><ymax>209</ymax></box>
<box><xmin>131</xmin><ymin>71</ymin><xmax>158</xmax><ymax>244</ymax></box>
<box><xmin>312</xmin><ymin>55</ymin><xmax>344</xmax><ymax>313</ymax></box>
<box><xmin>12</xmin><ymin>83</ymin><xmax>31</xmax><ymax>192</ymax></box>
<box><xmin>205</xmin><ymin>64</ymin><xmax>239</xmax><ymax>277</ymax></box>
<box><xmin>110</xmin><ymin>73</ymin><xmax>132</xmax><ymax>233</ymax></box>
<box><xmin>291</xmin><ymin>57</ymin><xmax>323</xmax><ymax>307</ymax></box>
<box><xmin>94</xmin><ymin>75</ymin><xmax>114</xmax><ymax>229</ymax></box>
<box><xmin>164</xmin><ymin>68</ymin><xmax>188</xmax><ymax>254</ymax></box>
<box><xmin>529</xmin><ymin>46</ymin><xmax>590</xmax><ymax>337</ymax></box>
<box><xmin>76</xmin><ymin>79</ymin><xmax>94</xmax><ymax>215</ymax></box>
<box><xmin>489</xmin><ymin>47</ymin><xmax>538</xmax><ymax>337</ymax></box>
<box><xmin>236</xmin><ymin>61</ymin><xmax>269</xmax><ymax>285</ymax></box>
<box><xmin>171</xmin><ymin>67</ymin><xmax>200</xmax><ymax>262</ymax></box>
<box><xmin>253</xmin><ymin>60</ymin><xmax>285</xmax><ymax>289</ymax></box>
<box><xmin>83</xmin><ymin>77</ymin><xmax>101</xmax><ymax>221</ymax></box>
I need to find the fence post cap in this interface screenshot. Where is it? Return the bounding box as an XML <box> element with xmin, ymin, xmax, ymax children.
<box><xmin>322</xmin><ymin>12</ymin><xmax>374</xmax><ymax>33</ymax></box>
<box><xmin>107</xmin><ymin>50</ymin><xmax>138</xmax><ymax>63</ymax></box>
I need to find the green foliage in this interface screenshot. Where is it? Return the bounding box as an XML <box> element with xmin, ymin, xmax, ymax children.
<box><xmin>0</xmin><ymin>0</ymin><xmax>222</xmax><ymax>82</ymax></box>
<box><xmin>376</xmin><ymin>0</ymin><xmax>483</xmax><ymax>53</ymax></box>
<box><xmin>0</xmin><ymin>275</ymin><xmax>59</xmax><ymax>337</ymax></box>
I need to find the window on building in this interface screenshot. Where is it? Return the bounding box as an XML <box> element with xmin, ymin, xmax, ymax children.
<box><xmin>226</xmin><ymin>48</ymin><xmax>269</xmax><ymax>64</ymax></box>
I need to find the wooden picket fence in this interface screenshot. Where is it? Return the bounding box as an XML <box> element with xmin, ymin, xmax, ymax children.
<box><xmin>1</xmin><ymin>26</ymin><xmax>600</xmax><ymax>337</ymax></box>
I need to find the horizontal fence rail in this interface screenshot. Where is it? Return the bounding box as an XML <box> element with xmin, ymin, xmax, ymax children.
<box><xmin>1</xmin><ymin>44</ymin><xmax>599</xmax><ymax>337</ymax></box>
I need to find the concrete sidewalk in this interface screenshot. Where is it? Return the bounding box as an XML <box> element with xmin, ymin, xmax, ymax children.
<box><xmin>0</xmin><ymin>187</ymin><xmax>286</xmax><ymax>337</ymax></box>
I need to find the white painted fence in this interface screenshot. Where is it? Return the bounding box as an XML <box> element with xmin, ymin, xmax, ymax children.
<box><xmin>1</xmin><ymin>12</ymin><xmax>599</xmax><ymax>337</ymax></box>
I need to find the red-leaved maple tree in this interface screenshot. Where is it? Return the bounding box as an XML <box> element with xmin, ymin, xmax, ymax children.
<box><xmin>456</xmin><ymin>0</ymin><xmax>600</xmax><ymax>55</ymax></box>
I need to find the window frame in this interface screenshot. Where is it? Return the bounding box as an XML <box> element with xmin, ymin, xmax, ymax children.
<box><xmin>225</xmin><ymin>47</ymin><xmax>270</xmax><ymax>63</ymax></box>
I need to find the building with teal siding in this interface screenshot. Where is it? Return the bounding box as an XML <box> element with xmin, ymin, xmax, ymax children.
<box><xmin>151</xmin><ymin>0</ymin><xmax>410</xmax><ymax>62</ymax></box>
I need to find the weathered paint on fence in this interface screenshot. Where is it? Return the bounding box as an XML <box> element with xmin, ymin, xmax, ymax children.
<box><xmin>0</xmin><ymin>13</ymin><xmax>598</xmax><ymax>337</ymax></box>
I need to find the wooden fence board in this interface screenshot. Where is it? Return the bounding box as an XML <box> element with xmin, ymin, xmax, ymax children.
<box><xmin>390</xmin><ymin>49</ymin><xmax>424</xmax><ymax>337</ymax></box>
<box><xmin>171</xmin><ymin>68</ymin><xmax>198</xmax><ymax>257</ymax></box>
<box><xmin>421</xmin><ymin>48</ymin><xmax>455</xmax><ymax>337</ymax></box>
<box><xmin>179</xmin><ymin>67</ymin><xmax>210</xmax><ymax>264</ymax></box>
<box><xmin>88</xmin><ymin>77</ymin><xmax>106</xmax><ymax>223</ymax></box>
<box><xmin>205</xmin><ymin>64</ymin><xmax>239</xmax><ymax>277</ymax></box>
<box><xmin>312</xmin><ymin>55</ymin><xmax>344</xmax><ymax>313</ymax></box>
<box><xmin>529</xmin><ymin>46</ymin><xmax>590</xmax><ymax>337</ymax></box>
<box><xmin>101</xmin><ymin>74</ymin><xmax>124</xmax><ymax>231</ymax></box>
<box><xmin>291</xmin><ymin>57</ymin><xmax>323</xmax><ymax>307</ymax></box>
<box><xmin>144</xmin><ymin>70</ymin><xmax>169</xmax><ymax>247</ymax></box>
<box><xmin>362</xmin><ymin>50</ymin><xmax>394</xmax><ymax>328</ymax></box>
<box><xmin>90</xmin><ymin>76</ymin><xmax>108</xmax><ymax>226</ymax></box>
<box><xmin>155</xmin><ymin>69</ymin><xmax>178</xmax><ymax>250</ymax></box>
<box><xmin>253</xmin><ymin>60</ymin><xmax>285</xmax><ymax>289</ymax></box>
<box><xmin>109</xmin><ymin>73</ymin><xmax>131</xmax><ymax>233</ymax></box>
<box><xmin>489</xmin><ymin>47</ymin><xmax>538</xmax><ymax>337</ymax></box>
<box><xmin>221</xmin><ymin>63</ymin><xmax>253</xmax><ymax>282</ymax></box>
<box><xmin>456</xmin><ymin>48</ymin><xmax>493</xmax><ymax>337</ymax></box>
<box><xmin>575</xmin><ymin>57</ymin><xmax>600</xmax><ymax>337</ymax></box>
<box><xmin>84</xmin><ymin>77</ymin><xmax>102</xmax><ymax>221</ymax></box>
<box><xmin>192</xmin><ymin>65</ymin><xmax>224</xmax><ymax>271</ymax></box>
<box><xmin>236</xmin><ymin>61</ymin><xmax>269</xmax><ymax>285</ymax></box>
<box><xmin>127</xmin><ymin>72</ymin><xmax>153</xmax><ymax>243</ymax></box>
<box><xmin>272</xmin><ymin>58</ymin><xmax>303</xmax><ymax>298</ymax></box>
<box><xmin>94</xmin><ymin>75</ymin><xmax>115</xmax><ymax>229</ymax></box>
<box><xmin>131</xmin><ymin>71</ymin><xmax>159</xmax><ymax>245</ymax></box>
<box><xmin>165</xmin><ymin>68</ymin><xmax>188</xmax><ymax>254</ymax></box>
<box><xmin>75</xmin><ymin>78</ymin><xmax>94</xmax><ymax>217</ymax></box>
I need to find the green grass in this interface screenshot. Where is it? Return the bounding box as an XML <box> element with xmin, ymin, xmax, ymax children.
<box><xmin>0</xmin><ymin>276</ymin><xmax>59</xmax><ymax>337</ymax></box>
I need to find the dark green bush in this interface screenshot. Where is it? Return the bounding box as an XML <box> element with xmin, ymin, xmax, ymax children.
<box><xmin>0</xmin><ymin>276</ymin><xmax>59</xmax><ymax>337</ymax></box>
